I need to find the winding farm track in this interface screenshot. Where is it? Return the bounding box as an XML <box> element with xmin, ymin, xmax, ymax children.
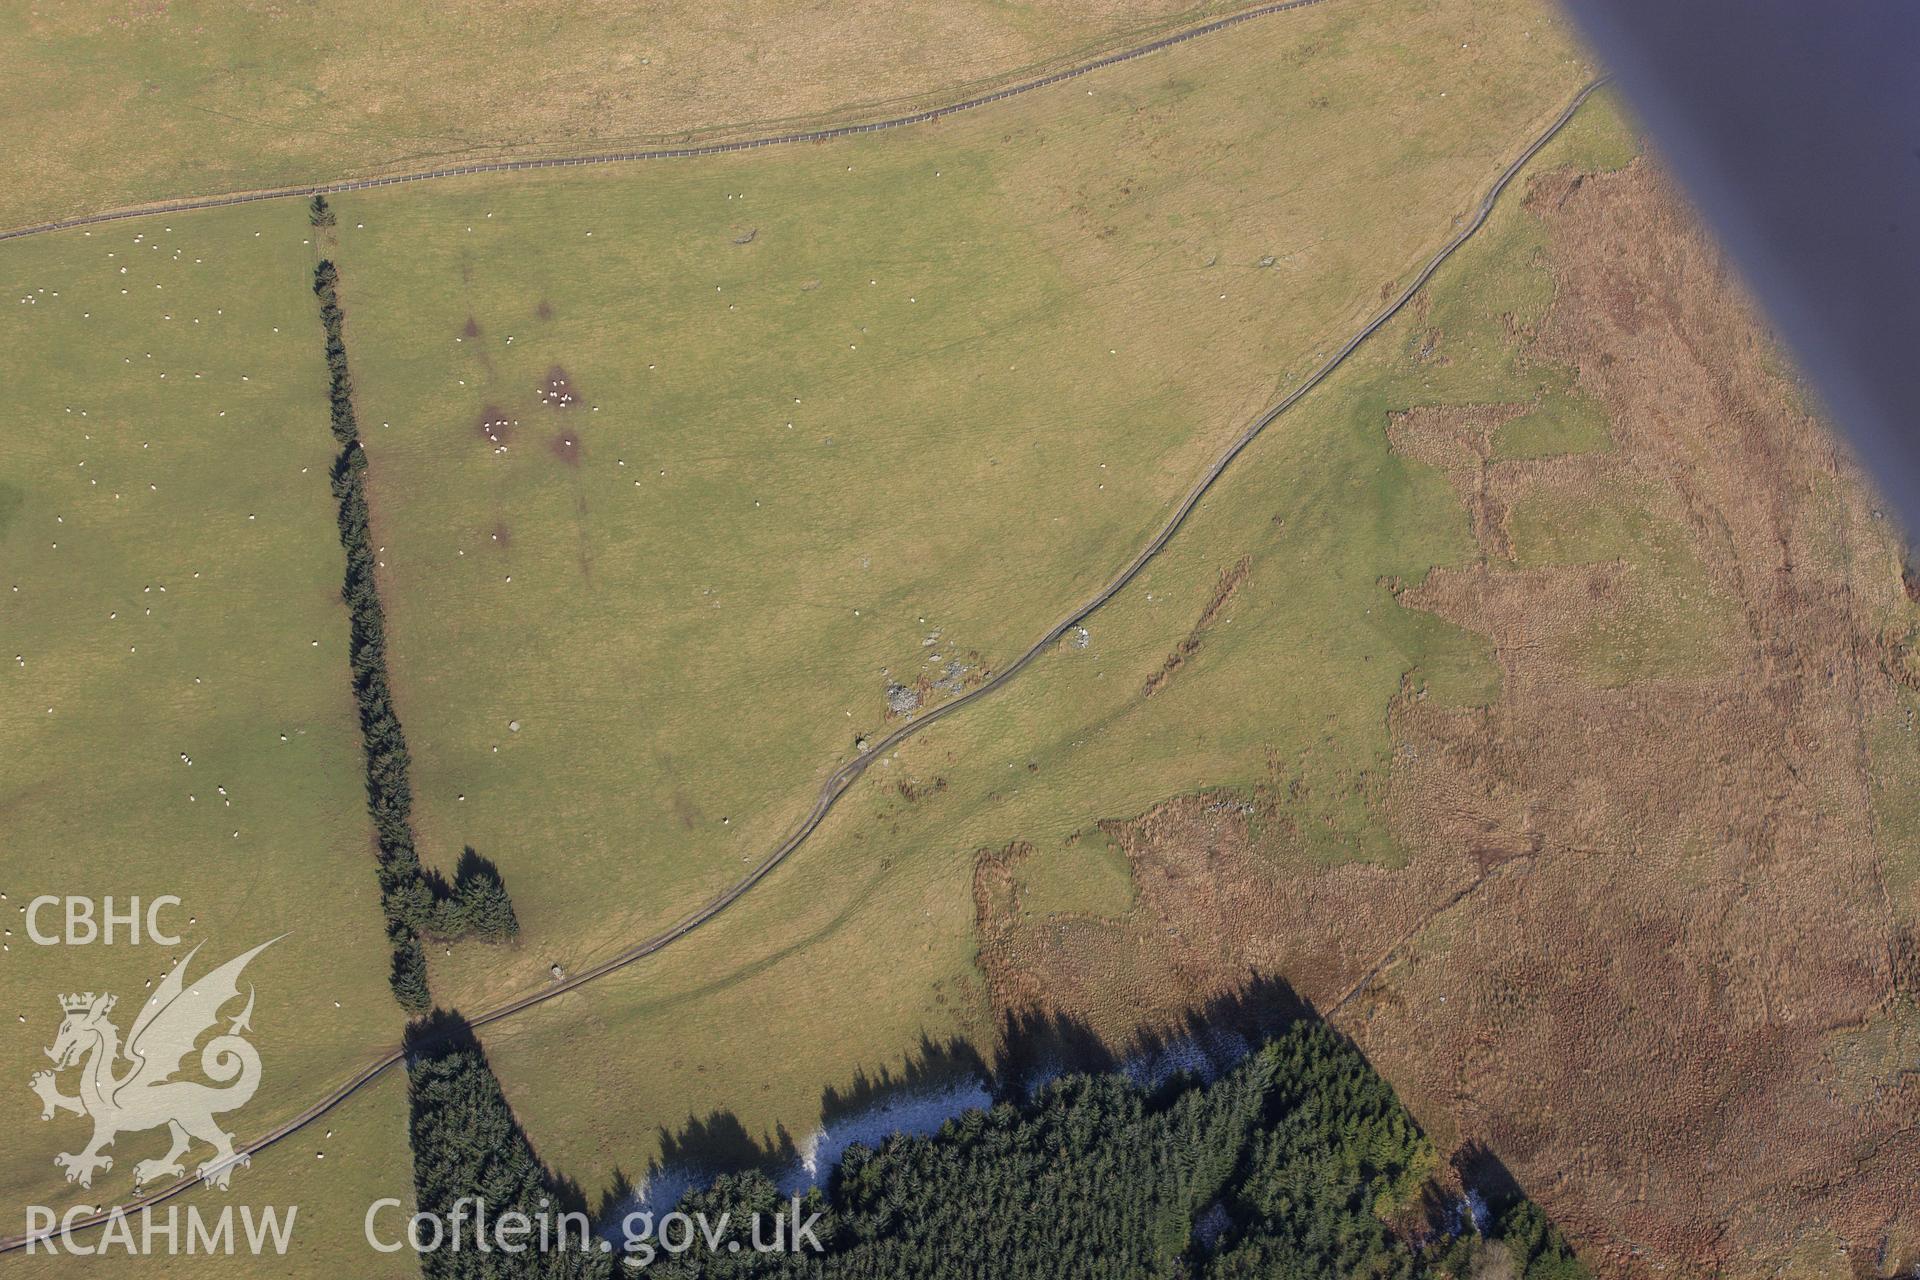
<box><xmin>0</xmin><ymin>68</ymin><xmax>1611</xmax><ymax>1252</ymax></box>
<box><xmin>0</xmin><ymin>0</ymin><xmax>1350</xmax><ymax>245</ymax></box>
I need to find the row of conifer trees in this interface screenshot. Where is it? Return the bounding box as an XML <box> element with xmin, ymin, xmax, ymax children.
<box><xmin>311</xmin><ymin>197</ymin><xmax>517</xmax><ymax>1012</ymax></box>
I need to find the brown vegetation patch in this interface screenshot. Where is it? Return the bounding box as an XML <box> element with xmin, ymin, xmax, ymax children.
<box><xmin>1143</xmin><ymin>554</ymin><xmax>1251</xmax><ymax>697</ymax></box>
<box><xmin>475</xmin><ymin>405</ymin><xmax>514</xmax><ymax>448</ymax></box>
<box><xmin>974</xmin><ymin>158</ymin><xmax>1920</xmax><ymax>1276</ymax></box>
<box><xmin>670</xmin><ymin>789</ymin><xmax>704</xmax><ymax>830</ymax></box>
<box><xmin>1386</xmin><ymin>404</ymin><xmax>1526</xmax><ymax>561</ymax></box>
<box><xmin>974</xmin><ymin>799</ymin><xmax>1468</xmax><ymax>1045</ymax></box>
<box><xmin>539</xmin><ymin>365</ymin><xmax>579</xmax><ymax>408</ymax></box>
<box><xmin>897</xmin><ymin>776</ymin><xmax>949</xmax><ymax>803</ymax></box>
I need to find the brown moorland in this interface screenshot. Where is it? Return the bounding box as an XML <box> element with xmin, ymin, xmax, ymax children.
<box><xmin>975</xmin><ymin>158</ymin><xmax>1920</xmax><ymax>1277</ymax></box>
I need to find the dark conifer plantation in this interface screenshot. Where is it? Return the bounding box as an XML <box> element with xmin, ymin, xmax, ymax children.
<box><xmin>410</xmin><ymin>1017</ymin><xmax>1583</xmax><ymax>1279</ymax></box>
<box><xmin>407</xmin><ymin>1014</ymin><xmax>612</xmax><ymax>1279</ymax></box>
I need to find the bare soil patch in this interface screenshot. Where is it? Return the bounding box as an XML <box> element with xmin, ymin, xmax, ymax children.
<box><xmin>974</xmin><ymin>159</ymin><xmax>1920</xmax><ymax>1277</ymax></box>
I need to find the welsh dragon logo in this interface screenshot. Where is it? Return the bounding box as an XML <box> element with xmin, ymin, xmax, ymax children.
<box><xmin>29</xmin><ymin>938</ymin><xmax>278</xmax><ymax>1191</ymax></box>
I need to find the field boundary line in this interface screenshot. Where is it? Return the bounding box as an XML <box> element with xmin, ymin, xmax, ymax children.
<box><xmin>0</xmin><ymin>0</ymin><xmax>1333</xmax><ymax>245</ymax></box>
<box><xmin>0</xmin><ymin>73</ymin><xmax>1608</xmax><ymax>1253</ymax></box>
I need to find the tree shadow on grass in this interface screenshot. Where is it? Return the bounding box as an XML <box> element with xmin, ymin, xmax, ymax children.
<box><xmin>408</xmin><ymin>974</ymin><xmax>1568</xmax><ymax>1267</ymax></box>
<box><xmin>602</xmin><ymin>970</ymin><xmax>1314</xmax><ymax>1221</ymax></box>
<box><xmin>403</xmin><ymin>1009</ymin><xmax>593</xmax><ymax>1217</ymax></box>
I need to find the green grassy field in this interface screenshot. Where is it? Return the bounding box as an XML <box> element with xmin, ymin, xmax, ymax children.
<box><xmin>0</xmin><ymin>0</ymin><xmax>1628</xmax><ymax>1265</ymax></box>
<box><xmin>0</xmin><ymin>203</ymin><xmax>412</xmax><ymax>1253</ymax></box>
<box><xmin>10</xmin><ymin>1071</ymin><xmax>415</xmax><ymax>1278</ymax></box>
<box><xmin>1491</xmin><ymin>393</ymin><xmax>1611</xmax><ymax>459</ymax></box>
<box><xmin>330</xmin><ymin>0</ymin><xmax>1598</xmax><ymax>1019</ymax></box>
<box><xmin>3</xmin><ymin>0</ymin><xmax>1258</xmax><ymax>231</ymax></box>
<box><xmin>8</xmin><ymin>0</ymin><xmax>1920</xmax><ymax>1262</ymax></box>
<box><xmin>497</xmin><ymin>88</ymin><xmax>1645</xmax><ymax>1200</ymax></box>
<box><xmin>318</xmin><ymin>17</ymin><xmax>1635</xmax><ymax>1205</ymax></box>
